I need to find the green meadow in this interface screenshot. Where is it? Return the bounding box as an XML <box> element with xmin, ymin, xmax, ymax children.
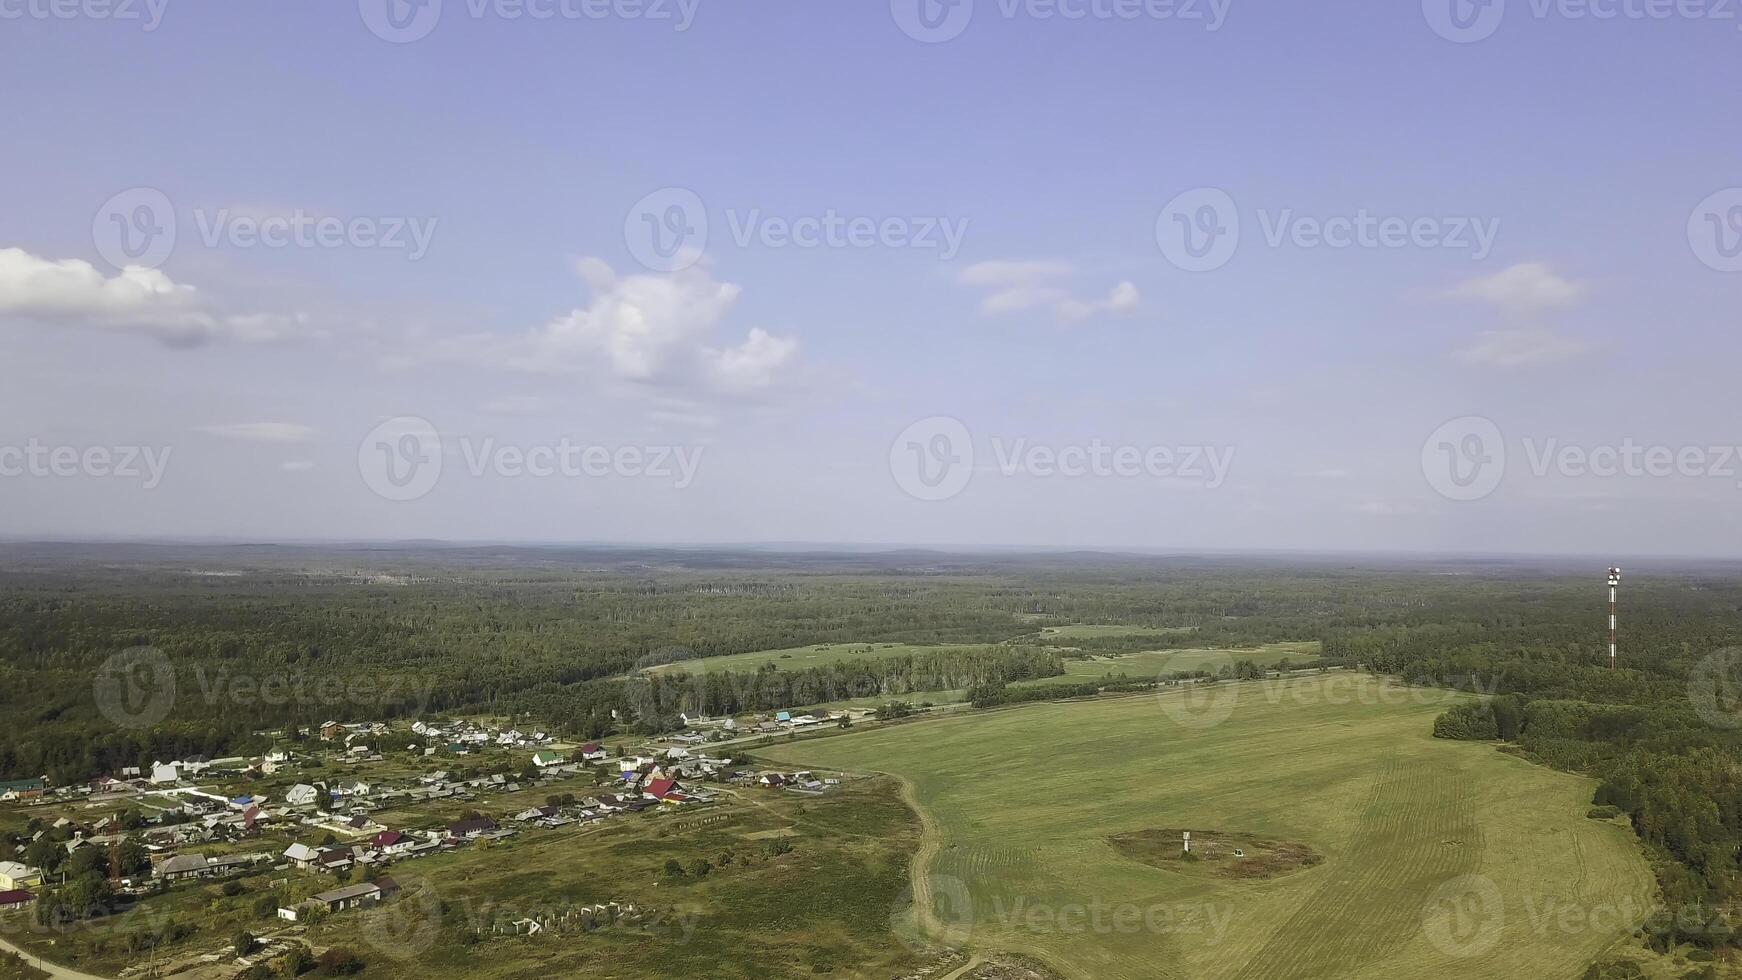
<box><xmin>1009</xmin><ymin>641</ymin><xmax>1322</xmax><ymax>688</ymax></box>
<box><xmin>646</xmin><ymin>641</ymin><xmax>1002</xmax><ymax>676</ymax></box>
<box><xmin>762</xmin><ymin>673</ymin><xmax>1655</xmax><ymax>980</ymax></box>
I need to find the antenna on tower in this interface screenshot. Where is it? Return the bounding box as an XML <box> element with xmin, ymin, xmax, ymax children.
<box><xmin>1606</xmin><ymin>567</ymin><xmax>1622</xmax><ymax>669</ymax></box>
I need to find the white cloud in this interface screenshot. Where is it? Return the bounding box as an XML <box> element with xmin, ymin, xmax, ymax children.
<box><xmin>0</xmin><ymin>247</ymin><xmax>308</xmax><ymax>347</ymax></box>
<box><xmin>1057</xmin><ymin>281</ymin><xmax>1140</xmax><ymax>322</ymax></box>
<box><xmin>1442</xmin><ymin>262</ymin><xmax>1586</xmax><ymax>315</ymax></box>
<box><xmin>198</xmin><ymin>422</ymin><xmax>318</xmax><ymax>443</ymax></box>
<box><xmin>958</xmin><ymin>260</ymin><xmax>1139</xmax><ymax>323</ymax></box>
<box><xmin>705</xmin><ymin>327</ymin><xmax>799</xmax><ymax>393</ymax></box>
<box><xmin>473</xmin><ymin>259</ymin><xmax>799</xmax><ymax>396</ymax></box>
<box><xmin>280</xmin><ymin>460</ymin><xmax>315</xmax><ymax>472</ymax></box>
<box><xmin>1453</xmin><ymin>328</ymin><xmax>1592</xmax><ymax>368</ymax></box>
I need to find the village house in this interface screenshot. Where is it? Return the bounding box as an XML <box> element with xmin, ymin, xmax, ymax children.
<box><xmin>578</xmin><ymin>743</ymin><xmax>608</xmax><ymax>762</ymax></box>
<box><xmin>0</xmin><ymin>779</ymin><xmax>46</xmax><ymax>802</ymax></box>
<box><xmin>0</xmin><ymin>861</ymin><xmax>42</xmax><ymax>891</ymax></box>
<box><xmin>0</xmin><ymin>889</ymin><xmax>34</xmax><ymax>911</ymax></box>
<box><xmin>531</xmin><ymin>750</ymin><xmax>564</xmax><ymax>768</ymax></box>
<box><xmin>153</xmin><ymin>852</ymin><xmax>262</xmax><ymax>882</ymax></box>
<box><xmin>448</xmin><ymin>817</ymin><xmax>498</xmax><ymax>840</ymax></box>
<box><xmin>280</xmin><ymin>877</ymin><xmax>399</xmax><ymax>921</ymax></box>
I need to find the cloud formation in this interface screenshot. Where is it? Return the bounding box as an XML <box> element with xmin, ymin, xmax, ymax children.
<box><xmin>0</xmin><ymin>247</ymin><xmax>307</xmax><ymax>347</ymax></box>
<box><xmin>1442</xmin><ymin>262</ymin><xmax>1586</xmax><ymax>315</ymax></box>
<box><xmin>478</xmin><ymin>259</ymin><xmax>800</xmax><ymax>396</ymax></box>
<box><xmin>1442</xmin><ymin>262</ymin><xmax>1592</xmax><ymax>368</ymax></box>
<box><xmin>197</xmin><ymin>422</ymin><xmax>318</xmax><ymax>443</ymax></box>
<box><xmin>958</xmin><ymin>260</ymin><xmax>1139</xmax><ymax>323</ymax></box>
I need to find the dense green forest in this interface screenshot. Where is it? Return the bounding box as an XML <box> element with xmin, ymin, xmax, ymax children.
<box><xmin>5</xmin><ymin>543</ymin><xmax>1742</xmax><ymax>943</ymax></box>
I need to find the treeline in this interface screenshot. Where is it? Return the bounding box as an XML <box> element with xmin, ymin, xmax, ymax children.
<box><xmin>639</xmin><ymin>648</ymin><xmax>1064</xmax><ymax>720</ymax></box>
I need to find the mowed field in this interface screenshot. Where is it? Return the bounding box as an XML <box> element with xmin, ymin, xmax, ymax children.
<box><xmin>761</xmin><ymin>674</ymin><xmax>1655</xmax><ymax>980</ymax></box>
<box><xmin>1009</xmin><ymin>641</ymin><xmax>1321</xmax><ymax>688</ymax></box>
<box><xmin>647</xmin><ymin>641</ymin><xmax>1001</xmax><ymax>675</ymax></box>
<box><xmin>647</xmin><ymin>626</ymin><xmax>1315</xmax><ymax>680</ymax></box>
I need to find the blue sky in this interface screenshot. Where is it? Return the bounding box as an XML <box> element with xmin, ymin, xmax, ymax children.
<box><xmin>1</xmin><ymin>0</ymin><xmax>1739</xmax><ymax>554</ymax></box>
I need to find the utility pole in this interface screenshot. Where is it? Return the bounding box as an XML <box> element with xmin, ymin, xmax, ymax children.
<box><xmin>1607</xmin><ymin>567</ymin><xmax>1622</xmax><ymax>668</ymax></box>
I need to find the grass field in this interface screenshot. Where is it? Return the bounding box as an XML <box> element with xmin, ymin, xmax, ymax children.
<box><xmin>1</xmin><ymin>781</ymin><xmax>926</xmax><ymax>980</ymax></box>
<box><xmin>649</xmin><ymin>630</ymin><xmax>1316</xmax><ymax>683</ymax></box>
<box><xmin>761</xmin><ymin>673</ymin><xmax>1656</xmax><ymax>980</ymax></box>
<box><xmin>1009</xmin><ymin>641</ymin><xmax>1321</xmax><ymax>688</ymax></box>
<box><xmin>647</xmin><ymin>642</ymin><xmax>1003</xmax><ymax>676</ymax></box>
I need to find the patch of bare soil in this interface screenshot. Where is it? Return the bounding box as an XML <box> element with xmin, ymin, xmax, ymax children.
<box><xmin>963</xmin><ymin>954</ymin><xmax>1065</xmax><ymax>980</ymax></box>
<box><xmin>1107</xmin><ymin>828</ymin><xmax>1323</xmax><ymax>881</ymax></box>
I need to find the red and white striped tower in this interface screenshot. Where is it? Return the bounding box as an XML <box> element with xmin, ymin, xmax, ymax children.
<box><xmin>1607</xmin><ymin>567</ymin><xmax>1622</xmax><ymax>668</ymax></box>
